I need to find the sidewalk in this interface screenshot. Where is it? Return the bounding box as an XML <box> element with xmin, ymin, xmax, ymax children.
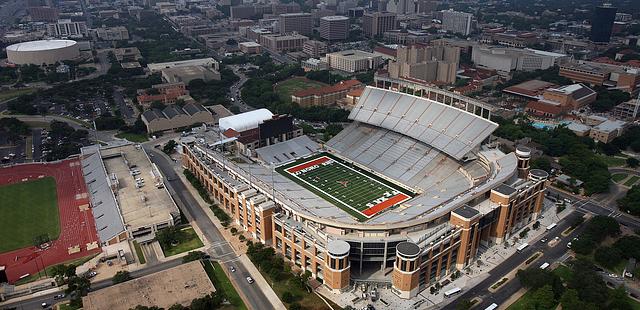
<box><xmin>238</xmin><ymin>255</ymin><xmax>287</xmax><ymax>310</ymax></box>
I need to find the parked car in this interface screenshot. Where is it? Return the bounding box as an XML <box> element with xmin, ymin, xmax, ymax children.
<box><xmin>246</xmin><ymin>276</ymin><xmax>254</xmax><ymax>284</ymax></box>
<box><xmin>230</xmin><ymin>266</ymin><xmax>236</xmax><ymax>273</ymax></box>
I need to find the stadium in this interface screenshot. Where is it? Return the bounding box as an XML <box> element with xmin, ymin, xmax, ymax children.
<box><xmin>184</xmin><ymin>85</ymin><xmax>549</xmax><ymax>299</ymax></box>
<box><xmin>0</xmin><ymin>159</ymin><xmax>101</xmax><ymax>284</ymax></box>
<box><xmin>5</xmin><ymin>39</ymin><xmax>80</xmax><ymax>65</ymax></box>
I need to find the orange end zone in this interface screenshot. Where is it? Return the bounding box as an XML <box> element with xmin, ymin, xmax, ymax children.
<box><xmin>286</xmin><ymin>157</ymin><xmax>330</xmax><ymax>173</ymax></box>
<box><xmin>362</xmin><ymin>193</ymin><xmax>410</xmax><ymax>217</ymax></box>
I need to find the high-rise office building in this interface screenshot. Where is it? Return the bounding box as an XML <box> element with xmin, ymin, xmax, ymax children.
<box><xmin>590</xmin><ymin>5</ymin><xmax>617</xmax><ymax>43</ymax></box>
<box><xmin>279</xmin><ymin>13</ymin><xmax>313</xmax><ymax>35</ymax></box>
<box><xmin>385</xmin><ymin>0</ymin><xmax>415</xmax><ymax>15</ymax></box>
<box><xmin>320</xmin><ymin>16</ymin><xmax>350</xmax><ymax>41</ymax></box>
<box><xmin>441</xmin><ymin>10</ymin><xmax>473</xmax><ymax>36</ymax></box>
<box><xmin>388</xmin><ymin>44</ymin><xmax>460</xmax><ymax>84</ymax></box>
<box><xmin>47</xmin><ymin>19</ymin><xmax>88</xmax><ymax>38</ymax></box>
<box><xmin>362</xmin><ymin>12</ymin><xmax>397</xmax><ymax>38</ymax></box>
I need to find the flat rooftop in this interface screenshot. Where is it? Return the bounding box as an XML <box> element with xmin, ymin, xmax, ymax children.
<box><xmin>101</xmin><ymin>144</ymin><xmax>178</xmax><ymax>230</ymax></box>
<box><xmin>82</xmin><ymin>261</ymin><xmax>215</xmax><ymax>310</ymax></box>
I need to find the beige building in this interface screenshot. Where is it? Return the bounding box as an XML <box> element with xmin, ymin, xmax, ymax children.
<box><xmin>161</xmin><ymin>66</ymin><xmax>221</xmax><ymax>84</ymax></box>
<box><xmin>239</xmin><ymin>41</ymin><xmax>262</xmax><ymax>54</ymax></box>
<box><xmin>388</xmin><ymin>44</ymin><xmax>460</xmax><ymax>84</ymax></box>
<box><xmin>95</xmin><ymin>26</ymin><xmax>129</xmax><ymax>41</ymax></box>
<box><xmin>142</xmin><ymin>104</ymin><xmax>215</xmax><ymax>133</ymax></box>
<box><xmin>589</xmin><ymin>119</ymin><xmax>628</xmax><ymax>143</ymax></box>
<box><xmin>303</xmin><ymin>40</ymin><xmax>327</xmax><ymax>57</ymax></box>
<box><xmin>326</xmin><ymin>49</ymin><xmax>382</xmax><ymax>73</ymax></box>
<box><xmin>363</xmin><ymin>12</ymin><xmax>397</xmax><ymax>38</ymax></box>
<box><xmin>260</xmin><ymin>33</ymin><xmax>308</xmax><ymax>52</ymax></box>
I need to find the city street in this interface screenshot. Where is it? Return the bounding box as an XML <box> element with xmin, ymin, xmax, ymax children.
<box><xmin>443</xmin><ymin>212</ymin><xmax>585</xmax><ymax>310</ymax></box>
<box><xmin>144</xmin><ymin>146</ymin><xmax>275</xmax><ymax>310</ymax></box>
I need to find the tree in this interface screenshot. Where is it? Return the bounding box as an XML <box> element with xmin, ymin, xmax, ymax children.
<box><xmin>526</xmin><ymin>285</ymin><xmax>557</xmax><ymax>310</ymax></box>
<box><xmin>455</xmin><ymin>299</ymin><xmax>474</xmax><ymax>310</ymax></box>
<box><xmin>613</xmin><ymin>235</ymin><xmax>640</xmax><ymax>260</ymax></box>
<box><xmin>560</xmin><ymin>289</ymin><xmax>583</xmax><ymax>310</ymax></box>
<box><xmin>516</xmin><ymin>268</ymin><xmax>564</xmax><ymax>298</ymax></box>
<box><xmin>281</xmin><ymin>291</ymin><xmax>294</xmax><ymax>303</ymax></box>
<box><xmin>594</xmin><ymin>246</ymin><xmax>623</xmax><ymax>269</ymax></box>
<box><xmin>627</xmin><ymin>157</ymin><xmax>639</xmax><ymax>168</ymax></box>
<box><xmin>182</xmin><ymin>251</ymin><xmax>206</xmax><ymax>263</ymax></box>
<box><xmin>156</xmin><ymin>226</ymin><xmax>186</xmax><ymax>248</ymax></box>
<box><xmin>112</xmin><ymin>270</ymin><xmax>132</xmax><ymax>284</ymax></box>
<box><xmin>323</xmin><ymin>123</ymin><xmax>343</xmax><ymax>141</ymax></box>
<box><xmin>609</xmin><ymin>286</ymin><xmax>633</xmax><ymax>310</ymax></box>
<box><xmin>531</xmin><ymin>157</ymin><xmax>551</xmax><ymax>172</ymax></box>
<box><xmin>66</xmin><ymin>276</ymin><xmax>91</xmax><ymax>307</ymax></box>
<box><xmin>618</xmin><ymin>186</ymin><xmax>640</xmax><ymax>215</ymax></box>
<box><xmin>163</xmin><ymin>140</ymin><xmax>177</xmax><ymax>155</ymax></box>
<box><xmin>289</xmin><ymin>303</ymin><xmax>302</xmax><ymax>310</ymax></box>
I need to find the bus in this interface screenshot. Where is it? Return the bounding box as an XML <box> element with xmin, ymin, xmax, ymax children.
<box><xmin>540</xmin><ymin>262</ymin><xmax>550</xmax><ymax>270</ymax></box>
<box><xmin>484</xmin><ymin>303</ymin><xmax>499</xmax><ymax>310</ymax></box>
<box><xmin>516</xmin><ymin>243</ymin><xmax>529</xmax><ymax>252</ymax></box>
<box><xmin>546</xmin><ymin>223</ymin><xmax>557</xmax><ymax>230</ymax></box>
<box><xmin>443</xmin><ymin>287</ymin><xmax>462</xmax><ymax>298</ymax></box>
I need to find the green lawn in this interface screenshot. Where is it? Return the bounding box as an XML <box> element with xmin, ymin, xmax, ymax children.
<box><xmin>256</xmin><ymin>268</ymin><xmax>329</xmax><ymax>310</ymax></box>
<box><xmin>202</xmin><ymin>260</ymin><xmax>247</xmax><ymax>310</ymax></box>
<box><xmin>624</xmin><ymin>176</ymin><xmax>639</xmax><ymax>187</ymax></box>
<box><xmin>508</xmin><ymin>288</ymin><xmax>558</xmax><ymax>310</ymax></box>
<box><xmin>160</xmin><ymin>227</ymin><xmax>204</xmax><ymax>257</ymax></box>
<box><xmin>133</xmin><ymin>241</ymin><xmax>146</xmax><ymax>264</ymax></box>
<box><xmin>596</xmin><ymin>154</ymin><xmax>627</xmax><ymax>167</ymax></box>
<box><xmin>0</xmin><ymin>88</ymin><xmax>35</xmax><ymax>102</ymax></box>
<box><xmin>613</xmin><ymin>173</ymin><xmax>629</xmax><ymax>183</ymax></box>
<box><xmin>0</xmin><ymin>177</ymin><xmax>59</xmax><ymax>253</ymax></box>
<box><xmin>58</xmin><ymin>303</ymin><xmax>80</xmax><ymax>310</ymax></box>
<box><xmin>115</xmin><ymin>132</ymin><xmax>148</xmax><ymax>143</ymax></box>
<box><xmin>276</xmin><ymin>152</ymin><xmax>415</xmax><ymax>221</ymax></box>
<box><xmin>274</xmin><ymin>77</ymin><xmax>328</xmax><ymax>102</ymax></box>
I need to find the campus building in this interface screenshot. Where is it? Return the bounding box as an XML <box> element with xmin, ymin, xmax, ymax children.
<box><xmin>260</xmin><ymin>33</ymin><xmax>308</xmax><ymax>52</ymax></box>
<box><xmin>559</xmin><ymin>60</ymin><xmax>640</xmax><ymax>95</ymax></box>
<box><xmin>320</xmin><ymin>16</ymin><xmax>350</xmax><ymax>41</ymax></box>
<box><xmin>141</xmin><ymin>104</ymin><xmax>215</xmax><ymax>133</ymax></box>
<box><xmin>291</xmin><ymin>80</ymin><xmax>363</xmax><ymax>107</ymax></box>
<box><xmin>441</xmin><ymin>10</ymin><xmax>473</xmax><ymax>36</ymax></box>
<box><xmin>279</xmin><ymin>13</ymin><xmax>313</xmax><ymax>35</ymax></box>
<box><xmin>182</xmin><ymin>86</ymin><xmax>548</xmax><ymax>299</ymax></box>
<box><xmin>363</xmin><ymin>12</ymin><xmax>397</xmax><ymax>38</ymax></box>
<box><xmin>388</xmin><ymin>44</ymin><xmax>460</xmax><ymax>84</ymax></box>
<box><xmin>326</xmin><ymin>50</ymin><xmax>382</xmax><ymax>73</ymax></box>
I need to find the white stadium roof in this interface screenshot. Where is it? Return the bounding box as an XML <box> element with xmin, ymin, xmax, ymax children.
<box><xmin>349</xmin><ymin>87</ymin><xmax>498</xmax><ymax>160</ymax></box>
<box><xmin>219</xmin><ymin>108</ymin><xmax>274</xmax><ymax>132</ymax></box>
<box><xmin>6</xmin><ymin>39</ymin><xmax>77</xmax><ymax>52</ymax></box>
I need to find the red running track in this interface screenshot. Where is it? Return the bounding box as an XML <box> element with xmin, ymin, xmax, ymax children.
<box><xmin>0</xmin><ymin>159</ymin><xmax>100</xmax><ymax>283</ymax></box>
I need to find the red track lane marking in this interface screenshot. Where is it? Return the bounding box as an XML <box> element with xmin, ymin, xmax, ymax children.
<box><xmin>287</xmin><ymin>157</ymin><xmax>330</xmax><ymax>173</ymax></box>
<box><xmin>362</xmin><ymin>193</ymin><xmax>410</xmax><ymax>217</ymax></box>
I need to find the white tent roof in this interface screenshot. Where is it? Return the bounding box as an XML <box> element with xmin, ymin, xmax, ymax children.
<box><xmin>219</xmin><ymin>108</ymin><xmax>274</xmax><ymax>132</ymax></box>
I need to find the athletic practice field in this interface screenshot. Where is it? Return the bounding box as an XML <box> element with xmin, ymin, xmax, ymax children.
<box><xmin>277</xmin><ymin>153</ymin><xmax>414</xmax><ymax>221</ymax></box>
<box><xmin>0</xmin><ymin>177</ymin><xmax>60</xmax><ymax>253</ymax></box>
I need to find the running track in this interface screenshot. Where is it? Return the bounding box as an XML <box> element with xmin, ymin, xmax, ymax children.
<box><xmin>0</xmin><ymin>159</ymin><xmax>100</xmax><ymax>283</ymax></box>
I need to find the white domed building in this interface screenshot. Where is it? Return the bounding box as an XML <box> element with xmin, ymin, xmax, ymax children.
<box><xmin>6</xmin><ymin>39</ymin><xmax>80</xmax><ymax>65</ymax></box>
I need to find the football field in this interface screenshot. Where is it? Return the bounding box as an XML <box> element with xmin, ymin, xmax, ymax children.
<box><xmin>277</xmin><ymin>153</ymin><xmax>414</xmax><ymax>221</ymax></box>
<box><xmin>0</xmin><ymin>177</ymin><xmax>60</xmax><ymax>253</ymax></box>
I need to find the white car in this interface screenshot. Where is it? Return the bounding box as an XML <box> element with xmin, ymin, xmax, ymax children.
<box><xmin>246</xmin><ymin>276</ymin><xmax>254</xmax><ymax>284</ymax></box>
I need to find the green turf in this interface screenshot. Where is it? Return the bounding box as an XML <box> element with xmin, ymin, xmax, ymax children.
<box><xmin>274</xmin><ymin>77</ymin><xmax>328</xmax><ymax>102</ymax></box>
<box><xmin>276</xmin><ymin>153</ymin><xmax>414</xmax><ymax>221</ymax></box>
<box><xmin>596</xmin><ymin>154</ymin><xmax>627</xmax><ymax>167</ymax></box>
<box><xmin>160</xmin><ymin>227</ymin><xmax>204</xmax><ymax>257</ymax></box>
<box><xmin>133</xmin><ymin>241</ymin><xmax>146</xmax><ymax>264</ymax></box>
<box><xmin>624</xmin><ymin>176</ymin><xmax>639</xmax><ymax>187</ymax></box>
<box><xmin>0</xmin><ymin>88</ymin><xmax>35</xmax><ymax>102</ymax></box>
<box><xmin>612</xmin><ymin>173</ymin><xmax>629</xmax><ymax>183</ymax></box>
<box><xmin>0</xmin><ymin>177</ymin><xmax>59</xmax><ymax>253</ymax></box>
